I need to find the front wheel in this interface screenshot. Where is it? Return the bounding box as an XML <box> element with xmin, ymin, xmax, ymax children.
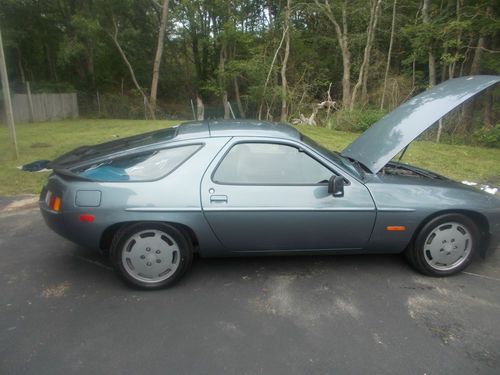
<box><xmin>405</xmin><ymin>214</ymin><xmax>478</xmax><ymax>276</ymax></box>
<box><xmin>110</xmin><ymin>222</ymin><xmax>193</xmax><ymax>289</ymax></box>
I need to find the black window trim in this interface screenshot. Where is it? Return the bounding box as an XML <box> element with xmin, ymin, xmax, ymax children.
<box><xmin>211</xmin><ymin>139</ymin><xmax>350</xmax><ymax>187</ymax></box>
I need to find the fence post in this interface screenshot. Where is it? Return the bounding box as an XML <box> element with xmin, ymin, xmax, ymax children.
<box><xmin>26</xmin><ymin>81</ymin><xmax>35</xmax><ymax>122</ymax></box>
<box><xmin>96</xmin><ymin>90</ymin><xmax>101</xmax><ymax>116</ymax></box>
<box><xmin>190</xmin><ymin>99</ymin><xmax>196</xmax><ymax>120</ymax></box>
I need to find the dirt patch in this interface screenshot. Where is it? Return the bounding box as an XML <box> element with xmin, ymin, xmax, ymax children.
<box><xmin>251</xmin><ymin>274</ymin><xmax>362</xmax><ymax>328</ymax></box>
<box><xmin>0</xmin><ymin>195</ymin><xmax>38</xmax><ymax>212</ymax></box>
<box><xmin>407</xmin><ymin>276</ymin><xmax>500</xmax><ymax>367</ymax></box>
<box><xmin>30</xmin><ymin>143</ymin><xmax>51</xmax><ymax>148</ymax></box>
<box><xmin>42</xmin><ymin>281</ymin><xmax>71</xmax><ymax>298</ymax></box>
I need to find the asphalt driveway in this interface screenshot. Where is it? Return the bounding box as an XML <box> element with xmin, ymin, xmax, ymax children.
<box><xmin>1</xmin><ymin>207</ymin><xmax>499</xmax><ymax>374</ymax></box>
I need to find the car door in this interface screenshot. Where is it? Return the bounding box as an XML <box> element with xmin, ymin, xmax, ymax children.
<box><xmin>201</xmin><ymin>138</ymin><xmax>376</xmax><ymax>253</ymax></box>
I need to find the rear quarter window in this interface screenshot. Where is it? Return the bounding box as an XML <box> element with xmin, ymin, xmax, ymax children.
<box><xmin>73</xmin><ymin>144</ymin><xmax>202</xmax><ymax>182</ymax></box>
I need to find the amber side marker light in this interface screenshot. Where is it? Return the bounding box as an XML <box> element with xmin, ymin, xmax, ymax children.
<box><xmin>79</xmin><ymin>214</ymin><xmax>95</xmax><ymax>223</ymax></box>
<box><xmin>386</xmin><ymin>226</ymin><xmax>406</xmax><ymax>231</ymax></box>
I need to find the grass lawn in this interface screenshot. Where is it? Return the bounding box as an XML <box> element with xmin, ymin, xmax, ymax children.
<box><xmin>1</xmin><ymin>119</ymin><xmax>499</xmax><ymax>196</ymax></box>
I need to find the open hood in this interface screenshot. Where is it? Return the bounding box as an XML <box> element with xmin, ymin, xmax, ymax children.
<box><xmin>341</xmin><ymin>75</ymin><xmax>500</xmax><ymax>174</ymax></box>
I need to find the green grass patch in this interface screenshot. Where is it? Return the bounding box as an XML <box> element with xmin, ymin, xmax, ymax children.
<box><xmin>0</xmin><ymin>119</ymin><xmax>499</xmax><ymax>196</ymax></box>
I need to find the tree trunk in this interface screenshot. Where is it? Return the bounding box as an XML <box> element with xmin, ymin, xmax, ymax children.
<box><xmin>436</xmin><ymin>119</ymin><xmax>443</xmax><ymax>143</ymax></box>
<box><xmin>462</xmin><ymin>34</ymin><xmax>486</xmax><ymax>132</ymax></box>
<box><xmin>280</xmin><ymin>0</ymin><xmax>291</xmax><ymax>123</ymax></box>
<box><xmin>450</xmin><ymin>0</ymin><xmax>462</xmax><ymax>79</ymax></box>
<box><xmin>423</xmin><ymin>0</ymin><xmax>440</xmax><ymax>140</ymax></box>
<box><xmin>441</xmin><ymin>45</ymin><xmax>448</xmax><ymax>81</ymax></box>
<box><xmin>470</xmin><ymin>36</ymin><xmax>485</xmax><ymax>75</ymax></box>
<box><xmin>351</xmin><ymin>0</ymin><xmax>382</xmax><ymax>110</ymax></box>
<box><xmin>380</xmin><ymin>0</ymin><xmax>397</xmax><ymax>110</ymax></box>
<box><xmin>234</xmin><ymin>76</ymin><xmax>245</xmax><ymax>118</ymax></box>
<box><xmin>45</xmin><ymin>44</ymin><xmax>58</xmax><ymax>82</ymax></box>
<box><xmin>315</xmin><ymin>0</ymin><xmax>351</xmax><ymax>109</ymax></box>
<box><xmin>108</xmin><ymin>17</ymin><xmax>154</xmax><ymax>119</ymax></box>
<box><xmin>483</xmin><ymin>88</ymin><xmax>493</xmax><ymax>128</ymax></box>
<box><xmin>219</xmin><ymin>43</ymin><xmax>230</xmax><ymax>119</ymax></box>
<box><xmin>423</xmin><ymin>0</ymin><xmax>436</xmax><ymax>86</ymax></box>
<box><xmin>150</xmin><ymin>0</ymin><xmax>170</xmax><ymax>119</ymax></box>
<box><xmin>15</xmin><ymin>46</ymin><xmax>25</xmax><ymax>83</ymax></box>
<box><xmin>85</xmin><ymin>39</ymin><xmax>96</xmax><ymax>89</ymax></box>
<box><xmin>196</xmin><ymin>95</ymin><xmax>204</xmax><ymax>120</ymax></box>
<box><xmin>258</xmin><ymin>23</ymin><xmax>289</xmax><ymax>120</ymax></box>
<box><xmin>0</xmin><ymin>28</ymin><xmax>19</xmax><ymax>159</ymax></box>
<box><xmin>361</xmin><ymin>0</ymin><xmax>383</xmax><ymax>106</ymax></box>
<box><xmin>340</xmin><ymin>40</ymin><xmax>351</xmax><ymax>109</ymax></box>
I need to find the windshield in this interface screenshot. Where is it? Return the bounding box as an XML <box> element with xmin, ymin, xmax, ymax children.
<box><xmin>300</xmin><ymin>134</ymin><xmax>362</xmax><ymax>178</ymax></box>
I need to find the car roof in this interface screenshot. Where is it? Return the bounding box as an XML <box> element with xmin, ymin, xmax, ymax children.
<box><xmin>176</xmin><ymin>119</ymin><xmax>300</xmax><ymax>140</ymax></box>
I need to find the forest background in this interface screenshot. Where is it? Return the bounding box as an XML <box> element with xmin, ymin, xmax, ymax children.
<box><xmin>1</xmin><ymin>0</ymin><xmax>499</xmax><ymax>147</ymax></box>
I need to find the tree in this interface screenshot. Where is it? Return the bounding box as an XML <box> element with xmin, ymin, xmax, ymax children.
<box><xmin>422</xmin><ymin>0</ymin><xmax>436</xmax><ymax>86</ymax></box>
<box><xmin>150</xmin><ymin>0</ymin><xmax>170</xmax><ymax>117</ymax></box>
<box><xmin>1</xmin><ymin>0</ymin><xmax>499</xmax><ymax>133</ymax></box>
<box><xmin>380</xmin><ymin>0</ymin><xmax>397</xmax><ymax>110</ymax></box>
<box><xmin>351</xmin><ymin>0</ymin><xmax>382</xmax><ymax>109</ymax></box>
<box><xmin>314</xmin><ymin>0</ymin><xmax>352</xmax><ymax>109</ymax></box>
<box><xmin>280</xmin><ymin>0</ymin><xmax>291</xmax><ymax>122</ymax></box>
<box><xmin>107</xmin><ymin>16</ymin><xmax>155</xmax><ymax>119</ymax></box>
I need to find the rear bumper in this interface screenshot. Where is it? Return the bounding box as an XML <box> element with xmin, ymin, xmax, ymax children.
<box><xmin>40</xmin><ymin>176</ymin><xmax>105</xmax><ymax>250</ymax></box>
<box><xmin>39</xmin><ymin>197</ymin><xmax>104</xmax><ymax>250</ymax></box>
<box><xmin>40</xmin><ymin>203</ymin><xmax>68</xmax><ymax>238</ymax></box>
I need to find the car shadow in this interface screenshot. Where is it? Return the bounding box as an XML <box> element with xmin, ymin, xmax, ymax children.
<box><xmin>65</xmin><ymin>245</ymin><xmax>414</xmax><ymax>289</ymax></box>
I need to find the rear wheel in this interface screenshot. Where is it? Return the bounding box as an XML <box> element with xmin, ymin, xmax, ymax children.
<box><xmin>405</xmin><ymin>214</ymin><xmax>478</xmax><ymax>276</ymax></box>
<box><xmin>111</xmin><ymin>222</ymin><xmax>193</xmax><ymax>289</ymax></box>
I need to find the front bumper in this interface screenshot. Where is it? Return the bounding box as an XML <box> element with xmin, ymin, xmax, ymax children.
<box><xmin>481</xmin><ymin>211</ymin><xmax>500</xmax><ymax>257</ymax></box>
<box><xmin>485</xmin><ymin>230</ymin><xmax>500</xmax><ymax>257</ymax></box>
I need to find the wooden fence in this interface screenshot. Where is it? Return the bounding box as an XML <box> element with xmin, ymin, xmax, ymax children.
<box><xmin>1</xmin><ymin>91</ymin><xmax>78</xmax><ymax>123</ymax></box>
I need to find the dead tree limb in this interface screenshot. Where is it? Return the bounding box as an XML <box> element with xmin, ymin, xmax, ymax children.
<box><xmin>350</xmin><ymin>0</ymin><xmax>382</xmax><ymax>109</ymax></box>
<box><xmin>108</xmin><ymin>17</ymin><xmax>154</xmax><ymax>119</ymax></box>
<box><xmin>258</xmin><ymin>25</ymin><xmax>289</xmax><ymax>120</ymax></box>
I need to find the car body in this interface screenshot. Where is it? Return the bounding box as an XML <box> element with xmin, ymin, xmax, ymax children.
<box><xmin>40</xmin><ymin>76</ymin><xmax>500</xmax><ymax>288</ymax></box>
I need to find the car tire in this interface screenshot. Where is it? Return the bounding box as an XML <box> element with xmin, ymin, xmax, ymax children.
<box><xmin>405</xmin><ymin>214</ymin><xmax>478</xmax><ymax>277</ymax></box>
<box><xmin>110</xmin><ymin>222</ymin><xmax>193</xmax><ymax>289</ymax></box>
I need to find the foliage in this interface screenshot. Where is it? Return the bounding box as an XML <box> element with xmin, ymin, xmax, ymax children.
<box><xmin>473</xmin><ymin>125</ymin><xmax>500</xmax><ymax>148</ymax></box>
<box><xmin>327</xmin><ymin>108</ymin><xmax>387</xmax><ymax>132</ymax></box>
<box><xmin>0</xmin><ymin>0</ymin><xmax>499</xmax><ymax>143</ymax></box>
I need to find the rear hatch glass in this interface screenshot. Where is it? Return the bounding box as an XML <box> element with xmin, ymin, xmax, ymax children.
<box><xmin>50</xmin><ymin>127</ymin><xmax>178</xmax><ymax>169</ymax></box>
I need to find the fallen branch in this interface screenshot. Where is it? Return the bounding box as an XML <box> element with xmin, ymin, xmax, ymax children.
<box><xmin>291</xmin><ymin>99</ymin><xmax>338</xmax><ymax>126</ymax></box>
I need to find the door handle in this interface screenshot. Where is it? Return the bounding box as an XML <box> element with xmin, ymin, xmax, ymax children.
<box><xmin>210</xmin><ymin>195</ymin><xmax>228</xmax><ymax>203</ymax></box>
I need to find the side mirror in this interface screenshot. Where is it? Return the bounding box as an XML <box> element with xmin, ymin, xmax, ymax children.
<box><xmin>328</xmin><ymin>175</ymin><xmax>345</xmax><ymax>197</ymax></box>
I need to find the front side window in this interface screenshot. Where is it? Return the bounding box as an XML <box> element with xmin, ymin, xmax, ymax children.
<box><xmin>213</xmin><ymin>143</ymin><xmax>333</xmax><ymax>185</ymax></box>
<box><xmin>73</xmin><ymin>144</ymin><xmax>202</xmax><ymax>181</ymax></box>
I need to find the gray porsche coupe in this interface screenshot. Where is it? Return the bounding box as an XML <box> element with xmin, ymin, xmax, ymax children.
<box><xmin>40</xmin><ymin>75</ymin><xmax>500</xmax><ymax>289</ymax></box>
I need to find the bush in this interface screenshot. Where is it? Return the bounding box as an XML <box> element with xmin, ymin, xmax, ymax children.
<box><xmin>473</xmin><ymin>125</ymin><xmax>500</xmax><ymax>148</ymax></box>
<box><xmin>327</xmin><ymin>108</ymin><xmax>387</xmax><ymax>132</ymax></box>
